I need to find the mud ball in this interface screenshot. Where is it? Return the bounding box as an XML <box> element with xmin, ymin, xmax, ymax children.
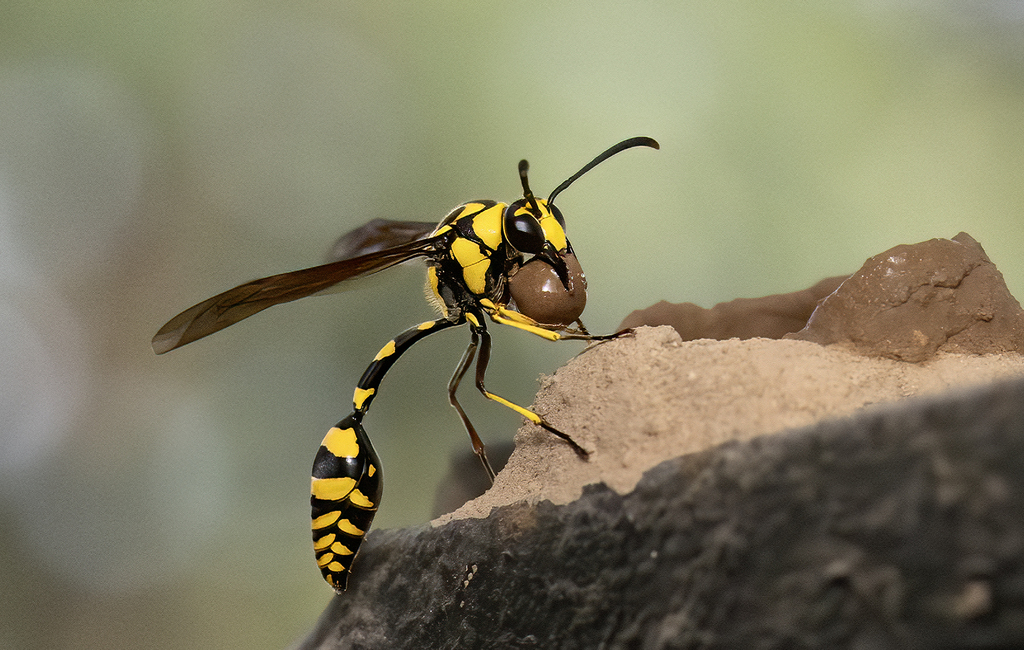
<box><xmin>508</xmin><ymin>252</ymin><xmax>588</xmax><ymax>326</ymax></box>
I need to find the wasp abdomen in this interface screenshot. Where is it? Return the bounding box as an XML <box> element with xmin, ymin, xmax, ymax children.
<box><xmin>310</xmin><ymin>415</ymin><xmax>383</xmax><ymax>593</ymax></box>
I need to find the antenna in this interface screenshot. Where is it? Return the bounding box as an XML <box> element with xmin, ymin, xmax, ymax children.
<box><xmin>518</xmin><ymin>159</ymin><xmax>540</xmax><ymax>215</ymax></box>
<box><xmin>547</xmin><ymin>136</ymin><xmax>659</xmax><ymax>205</ymax></box>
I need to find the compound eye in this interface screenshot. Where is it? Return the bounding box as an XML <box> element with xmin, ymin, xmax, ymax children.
<box><xmin>503</xmin><ymin>203</ymin><xmax>546</xmax><ymax>254</ymax></box>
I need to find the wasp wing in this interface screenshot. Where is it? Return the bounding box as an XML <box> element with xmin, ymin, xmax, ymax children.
<box><xmin>327</xmin><ymin>219</ymin><xmax>439</xmax><ymax>262</ymax></box>
<box><xmin>153</xmin><ymin>236</ymin><xmax>441</xmax><ymax>354</ymax></box>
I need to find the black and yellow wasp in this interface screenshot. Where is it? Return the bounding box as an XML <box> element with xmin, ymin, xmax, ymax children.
<box><xmin>153</xmin><ymin>136</ymin><xmax>659</xmax><ymax>592</ymax></box>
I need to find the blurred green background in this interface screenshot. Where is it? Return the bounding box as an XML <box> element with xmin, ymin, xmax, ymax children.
<box><xmin>2</xmin><ymin>2</ymin><xmax>1023</xmax><ymax>648</ymax></box>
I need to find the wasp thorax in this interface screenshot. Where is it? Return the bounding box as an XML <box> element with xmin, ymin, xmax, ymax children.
<box><xmin>509</xmin><ymin>252</ymin><xmax>587</xmax><ymax>326</ymax></box>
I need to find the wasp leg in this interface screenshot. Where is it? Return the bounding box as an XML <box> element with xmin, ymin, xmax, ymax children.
<box><xmin>479</xmin><ymin>298</ymin><xmax>622</xmax><ymax>343</ymax></box>
<box><xmin>447</xmin><ymin>330</ymin><xmax>497</xmax><ymax>482</ymax></box>
<box><xmin>310</xmin><ymin>316</ymin><xmax>461</xmax><ymax>592</ymax></box>
<box><xmin>471</xmin><ymin>317</ymin><xmax>590</xmax><ymax>460</ymax></box>
<box><xmin>573</xmin><ymin>319</ymin><xmax>591</xmax><ymax>336</ymax></box>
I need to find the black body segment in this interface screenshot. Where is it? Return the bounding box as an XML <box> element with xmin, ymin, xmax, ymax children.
<box><xmin>351</xmin><ymin>318</ymin><xmax>462</xmax><ymax>416</ymax></box>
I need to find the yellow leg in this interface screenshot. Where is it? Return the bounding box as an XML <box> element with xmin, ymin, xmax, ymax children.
<box><xmin>469</xmin><ymin>316</ymin><xmax>589</xmax><ymax>458</ymax></box>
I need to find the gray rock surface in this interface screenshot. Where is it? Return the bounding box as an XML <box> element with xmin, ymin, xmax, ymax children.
<box><xmin>298</xmin><ymin>374</ymin><xmax>1024</xmax><ymax>650</ymax></box>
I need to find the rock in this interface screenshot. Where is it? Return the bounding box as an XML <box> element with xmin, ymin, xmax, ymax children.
<box><xmin>787</xmin><ymin>233</ymin><xmax>1024</xmax><ymax>361</ymax></box>
<box><xmin>619</xmin><ymin>276</ymin><xmax>846</xmax><ymax>341</ymax></box>
<box><xmin>442</xmin><ymin>327</ymin><xmax>1024</xmax><ymax>517</ymax></box>
<box><xmin>296</xmin><ymin>232</ymin><xmax>1024</xmax><ymax>649</ymax></box>
<box><xmin>622</xmin><ymin>233</ymin><xmax>1024</xmax><ymax>364</ymax></box>
<box><xmin>298</xmin><ymin>374</ymin><xmax>1024</xmax><ymax>650</ymax></box>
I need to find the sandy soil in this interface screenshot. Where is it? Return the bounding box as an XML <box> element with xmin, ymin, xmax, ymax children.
<box><xmin>437</xmin><ymin>232</ymin><xmax>1024</xmax><ymax>524</ymax></box>
<box><xmin>438</xmin><ymin>326</ymin><xmax>1024</xmax><ymax>524</ymax></box>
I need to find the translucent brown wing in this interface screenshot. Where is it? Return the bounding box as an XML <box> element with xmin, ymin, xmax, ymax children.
<box><xmin>153</xmin><ymin>236</ymin><xmax>441</xmax><ymax>354</ymax></box>
<box><xmin>326</xmin><ymin>219</ymin><xmax>439</xmax><ymax>262</ymax></box>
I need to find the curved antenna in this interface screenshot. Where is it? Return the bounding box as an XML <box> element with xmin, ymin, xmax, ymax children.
<box><xmin>518</xmin><ymin>159</ymin><xmax>541</xmax><ymax>214</ymax></box>
<box><xmin>547</xmin><ymin>136</ymin><xmax>660</xmax><ymax>205</ymax></box>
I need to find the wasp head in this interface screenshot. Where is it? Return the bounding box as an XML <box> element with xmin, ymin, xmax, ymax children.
<box><xmin>502</xmin><ymin>169</ymin><xmax>586</xmax><ymax>326</ymax></box>
<box><xmin>501</xmin><ymin>137</ymin><xmax>659</xmax><ymax>327</ymax></box>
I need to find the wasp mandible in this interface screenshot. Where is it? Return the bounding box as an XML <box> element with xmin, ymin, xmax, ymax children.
<box><xmin>153</xmin><ymin>136</ymin><xmax>659</xmax><ymax>592</ymax></box>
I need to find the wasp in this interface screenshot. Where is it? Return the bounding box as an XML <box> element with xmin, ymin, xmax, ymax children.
<box><xmin>153</xmin><ymin>136</ymin><xmax>659</xmax><ymax>592</ymax></box>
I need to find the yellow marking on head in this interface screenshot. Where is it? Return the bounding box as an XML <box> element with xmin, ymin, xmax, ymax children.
<box><xmin>367</xmin><ymin>464</ymin><xmax>376</xmax><ymax>477</ymax></box>
<box><xmin>313</xmin><ymin>533</ymin><xmax>336</xmax><ymax>551</ymax></box>
<box><xmin>348</xmin><ymin>489</ymin><xmax>374</xmax><ymax>509</ymax></box>
<box><xmin>511</xmin><ymin>199</ymin><xmax>567</xmax><ymax>251</ymax></box>
<box><xmin>327</xmin><ymin>561</ymin><xmax>345</xmax><ymax>572</ymax></box>
<box><xmin>311</xmin><ymin>476</ymin><xmax>356</xmax><ymax>501</ymax></box>
<box><xmin>337</xmin><ymin>518</ymin><xmax>365</xmax><ymax>536</ymax></box>
<box><xmin>322</xmin><ymin>426</ymin><xmax>360</xmax><ymax>459</ymax></box>
<box><xmin>312</xmin><ymin>511</ymin><xmax>341</xmax><ymax>530</ymax></box>
<box><xmin>465</xmin><ymin>312</ymin><xmax>480</xmax><ymax>327</ymax></box>
<box><xmin>536</xmin><ymin>200</ymin><xmax>567</xmax><ymax>251</ymax></box>
<box><xmin>331</xmin><ymin>541</ymin><xmax>355</xmax><ymax>556</ymax></box>
<box><xmin>353</xmin><ymin>387</ymin><xmax>375</xmax><ymax>411</ymax></box>
<box><xmin>317</xmin><ymin>552</ymin><xmax>335</xmax><ymax>568</ymax></box>
<box><xmin>373</xmin><ymin>340</ymin><xmax>396</xmax><ymax>361</ymax></box>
